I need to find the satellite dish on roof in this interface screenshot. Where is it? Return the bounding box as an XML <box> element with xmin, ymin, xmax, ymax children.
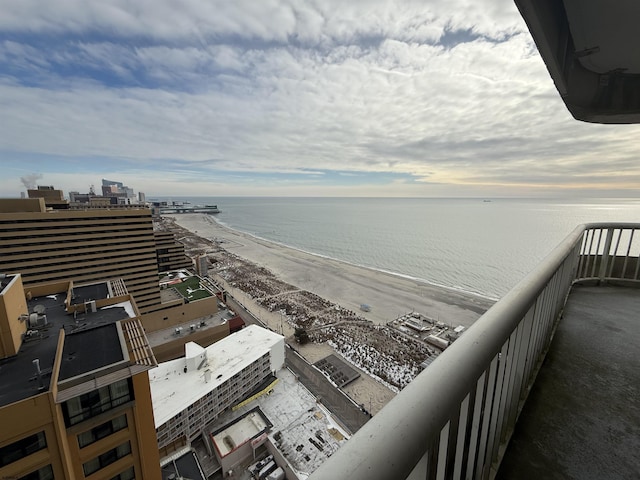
<box><xmin>33</xmin><ymin>304</ymin><xmax>46</xmax><ymax>314</ymax></box>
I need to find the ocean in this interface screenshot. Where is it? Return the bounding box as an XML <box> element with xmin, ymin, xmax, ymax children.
<box><xmin>159</xmin><ymin>197</ymin><xmax>640</xmax><ymax>300</ymax></box>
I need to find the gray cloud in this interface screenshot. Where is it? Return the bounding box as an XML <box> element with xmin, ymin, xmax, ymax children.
<box><xmin>1</xmin><ymin>1</ymin><xmax>639</xmax><ymax>196</ymax></box>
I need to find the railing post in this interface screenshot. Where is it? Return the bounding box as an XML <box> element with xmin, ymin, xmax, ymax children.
<box><xmin>597</xmin><ymin>228</ymin><xmax>615</xmax><ymax>282</ymax></box>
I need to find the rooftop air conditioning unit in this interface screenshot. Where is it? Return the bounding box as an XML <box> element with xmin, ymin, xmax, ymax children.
<box><xmin>28</xmin><ymin>313</ymin><xmax>48</xmax><ymax>328</ymax></box>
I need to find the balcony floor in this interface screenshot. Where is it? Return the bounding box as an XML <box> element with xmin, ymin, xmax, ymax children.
<box><xmin>497</xmin><ymin>285</ymin><xmax>640</xmax><ymax>480</ymax></box>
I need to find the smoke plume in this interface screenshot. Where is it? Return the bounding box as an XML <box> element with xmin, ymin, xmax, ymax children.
<box><xmin>20</xmin><ymin>173</ymin><xmax>43</xmax><ymax>190</ymax></box>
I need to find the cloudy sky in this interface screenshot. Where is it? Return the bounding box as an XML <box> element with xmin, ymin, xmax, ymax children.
<box><xmin>1</xmin><ymin>0</ymin><xmax>639</xmax><ymax>198</ymax></box>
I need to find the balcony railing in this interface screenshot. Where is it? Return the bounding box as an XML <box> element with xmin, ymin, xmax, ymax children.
<box><xmin>309</xmin><ymin>223</ymin><xmax>640</xmax><ymax>480</ymax></box>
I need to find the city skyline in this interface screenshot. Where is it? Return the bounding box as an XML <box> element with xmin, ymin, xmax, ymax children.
<box><xmin>2</xmin><ymin>1</ymin><xmax>640</xmax><ymax>198</ymax></box>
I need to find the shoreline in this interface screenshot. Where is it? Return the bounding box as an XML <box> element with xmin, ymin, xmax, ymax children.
<box><xmin>162</xmin><ymin>213</ymin><xmax>495</xmax><ymax>413</ymax></box>
<box><xmin>169</xmin><ymin>213</ymin><xmax>495</xmax><ymax>328</ymax></box>
<box><xmin>214</xmin><ymin>217</ymin><xmax>500</xmax><ymax>302</ymax></box>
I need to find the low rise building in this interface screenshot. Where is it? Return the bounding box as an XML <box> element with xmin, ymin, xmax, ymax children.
<box><xmin>149</xmin><ymin>325</ymin><xmax>285</xmax><ymax>458</ymax></box>
<box><xmin>143</xmin><ymin>271</ymin><xmax>238</xmax><ymax>362</ymax></box>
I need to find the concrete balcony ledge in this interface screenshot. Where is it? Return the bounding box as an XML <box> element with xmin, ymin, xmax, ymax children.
<box><xmin>497</xmin><ymin>284</ymin><xmax>640</xmax><ymax>479</ymax></box>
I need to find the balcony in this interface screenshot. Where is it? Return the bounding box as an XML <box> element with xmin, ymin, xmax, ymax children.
<box><xmin>309</xmin><ymin>223</ymin><xmax>640</xmax><ymax>480</ymax></box>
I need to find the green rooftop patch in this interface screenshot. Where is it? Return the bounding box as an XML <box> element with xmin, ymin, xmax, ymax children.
<box><xmin>171</xmin><ymin>275</ymin><xmax>213</xmax><ymax>301</ymax></box>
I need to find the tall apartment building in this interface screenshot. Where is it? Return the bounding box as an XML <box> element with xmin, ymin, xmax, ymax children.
<box><xmin>27</xmin><ymin>186</ymin><xmax>69</xmax><ymax>209</ymax></box>
<box><xmin>153</xmin><ymin>232</ymin><xmax>192</xmax><ymax>273</ymax></box>
<box><xmin>0</xmin><ymin>198</ymin><xmax>162</xmax><ymax>314</ymax></box>
<box><xmin>0</xmin><ymin>274</ymin><xmax>161</xmax><ymax>480</ymax></box>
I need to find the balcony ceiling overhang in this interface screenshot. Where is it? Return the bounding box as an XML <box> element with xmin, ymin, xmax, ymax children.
<box><xmin>515</xmin><ymin>0</ymin><xmax>640</xmax><ymax>123</ymax></box>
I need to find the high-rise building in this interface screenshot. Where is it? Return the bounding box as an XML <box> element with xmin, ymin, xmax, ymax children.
<box><xmin>154</xmin><ymin>232</ymin><xmax>192</xmax><ymax>273</ymax></box>
<box><xmin>0</xmin><ymin>198</ymin><xmax>162</xmax><ymax>314</ymax></box>
<box><xmin>27</xmin><ymin>185</ymin><xmax>69</xmax><ymax>209</ymax></box>
<box><xmin>0</xmin><ymin>273</ymin><xmax>161</xmax><ymax>480</ymax></box>
<box><xmin>101</xmin><ymin>179</ymin><xmax>137</xmax><ymax>205</ymax></box>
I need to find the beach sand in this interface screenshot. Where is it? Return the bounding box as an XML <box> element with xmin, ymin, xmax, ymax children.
<box><xmin>171</xmin><ymin>213</ymin><xmax>494</xmax><ymax>328</ymax></box>
<box><xmin>166</xmin><ymin>213</ymin><xmax>495</xmax><ymax>414</ymax></box>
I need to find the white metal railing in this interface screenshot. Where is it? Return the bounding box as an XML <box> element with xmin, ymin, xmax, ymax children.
<box><xmin>577</xmin><ymin>223</ymin><xmax>640</xmax><ymax>283</ymax></box>
<box><xmin>309</xmin><ymin>223</ymin><xmax>640</xmax><ymax>480</ymax></box>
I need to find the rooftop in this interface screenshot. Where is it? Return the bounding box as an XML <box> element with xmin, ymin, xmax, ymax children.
<box><xmin>161</xmin><ymin>448</ymin><xmax>207</xmax><ymax>480</ymax></box>
<box><xmin>159</xmin><ymin>270</ymin><xmax>215</xmax><ymax>302</ymax></box>
<box><xmin>72</xmin><ymin>282</ymin><xmax>110</xmax><ymax>304</ymax></box>
<box><xmin>207</xmin><ymin>367</ymin><xmax>350</xmax><ymax>478</ymax></box>
<box><xmin>149</xmin><ymin>325</ymin><xmax>285</xmax><ymax>427</ymax></box>
<box><xmin>0</xmin><ymin>291</ymin><xmax>134</xmax><ymax>407</ymax></box>
<box><xmin>58</xmin><ymin>323</ymin><xmax>125</xmax><ymax>381</ymax></box>
<box><xmin>211</xmin><ymin>407</ymin><xmax>272</xmax><ymax>458</ymax></box>
<box><xmin>0</xmin><ymin>274</ymin><xmax>15</xmax><ymax>293</ymax></box>
<box><xmin>145</xmin><ymin>308</ymin><xmax>236</xmax><ymax>348</ymax></box>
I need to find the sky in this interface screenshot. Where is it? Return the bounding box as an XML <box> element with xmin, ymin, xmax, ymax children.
<box><xmin>1</xmin><ymin>0</ymin><xmax>639</xmax><ymax>198</ymax></box>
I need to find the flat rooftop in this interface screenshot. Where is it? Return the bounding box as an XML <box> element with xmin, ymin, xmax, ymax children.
<box><xmin>211</xmin><ymin>408</ymin><xmax>271</xmax><ymax>458</ymax></box>
<box><xmin>0</xmin><ymin>293</ymin><xmax>133</xmax><ymax>408</ymax></box>
<box><xmin>149</xmin><ymin>325</ymin><xmax>285</xmax><ymax>428</ymax></box>
<box><xmin>161</xmin><ymin>449</ymin><xmax>206</xmax><ymax>480</ymax></box>
<box><xmin>497</xmin><ymin>285</ymin><xmax>640</xmax><ymax>479</ymax></box>
<box><xmin>160</xmin><ymin>270</ymin><xmax>215</xmax><ymax>302</ymax></box>
<box><xmin>59</xmin><ymin>323</ymin><xmax>124</xmax><ymax>381</ymax></box>
<box><xmin>145</xmin><ymin>308</ymin><xmax>235</xmax><ymax>348</ymax></box>
<box><xmin>73</xmin><ymin>282</ymin><xmax>110</xmax><ymax>304</ymax></box>
<box><xmin>207</xmin><ymin>367</ymin><xmax>350</xmax><ymax>478</ymax></box>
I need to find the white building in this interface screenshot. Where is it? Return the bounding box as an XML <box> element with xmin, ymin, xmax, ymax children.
<box><xmin>149</xmin><ymin>325</ymin><xmax>285</xmax><ymax>450</ymax></box>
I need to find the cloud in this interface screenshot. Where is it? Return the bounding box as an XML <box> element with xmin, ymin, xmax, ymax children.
<box><xmin>0</xmin><ymin>1</ymin><xmax>639</xmax><ymax>198</ymax></box>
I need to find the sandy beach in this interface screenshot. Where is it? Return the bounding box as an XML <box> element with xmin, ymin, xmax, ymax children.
<box><xmin>171</xmin><ymin>213</ymin><xmax>494</xmax><ymax>329</ymax></box>
<box><xmin>163</xmin><ymin>213</ymin><xmax>495</xmax><ymax>414</ymax></box>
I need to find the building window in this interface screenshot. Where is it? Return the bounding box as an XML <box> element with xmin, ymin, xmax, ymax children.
<box><xmin>17</xmin><ymin>464</ymin><xmax>54</xmax><ymax>480</ymax></box>
<box><xmin>82</xmin><ymin>441</ymin><xmax>131</xmax><ymax>477</ymax></box>
<box><xmin>110</xmin><ymin>466</ymin><xmax>135</xmax><ymax>480</ymax></box>
<box><xmin>63</xmin><ymin>378</ymin><xmax>133</xmax><ymax>427</ymax></box>
<box><xmin>78</xmin><ymin>414</ymin><xmax>128</xmax><ymax>448</ymax></box>
<box><xmin>0</xmin><ymin>431</ymin><xmax>47</xmax><ymax>468</ymax></box>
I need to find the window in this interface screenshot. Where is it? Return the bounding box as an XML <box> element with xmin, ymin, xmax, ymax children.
<box><xmin>0</xmin><ymin>431</ymin><xmax>47</xmax><ymax>468</ymax></box>
<box><xmin>110</xmin><ymin>466</ymin><xmax>135</xmax><ymax>480</ymax></box>
<box><xmin>63</xmin><ymin>378</ymin><xmax>133</xmax><ymax>426</ymax></box>
<box><xmin>82</xmin><ymin>441</ymin><xmax>131</xmax><ymax>477</ymax></box>
<box><xmin>78</xmin><ymin>414</ymin><xmax>128</xmax><ymax>448</ymax></box>
<box><xmin>18</xmin><ymin>464</ymin><xmax>54</xmax><ymax>480</ymax></box>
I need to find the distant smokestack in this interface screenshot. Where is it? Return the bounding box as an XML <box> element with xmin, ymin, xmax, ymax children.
<box><xmin>20</xmin><ymin>173</ymin><xmax>43</xmax><ymax>190</ymax></box>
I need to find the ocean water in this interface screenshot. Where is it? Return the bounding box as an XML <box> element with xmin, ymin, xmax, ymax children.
<box><xmin>160</xmin><ymin>197</ymin><xmax>640</xmax><ymax>299</ymax></box>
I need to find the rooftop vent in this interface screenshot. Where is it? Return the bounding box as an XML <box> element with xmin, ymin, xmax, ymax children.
<box><xmin>28</xmin><ymin>312</ymin><xmax>48</xmax><ymax>329</ymax></box>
